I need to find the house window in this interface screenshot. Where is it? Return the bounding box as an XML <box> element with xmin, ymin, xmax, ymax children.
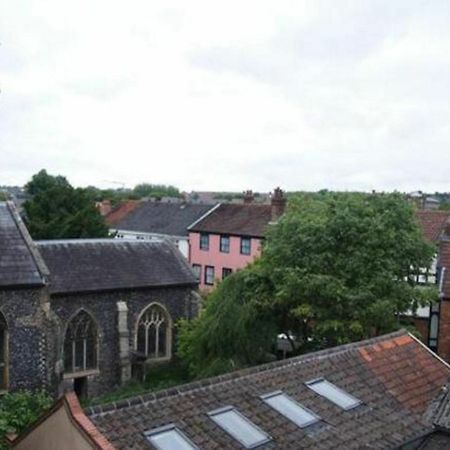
<box><xmin>240</xmin><ymin>237</ymin><xmax>251</xmax><ymax>255</ymax></box>
<box><xmin>137</xmin><ymin>304</ymin><xmax>171</xmax><ymax>359</ymax></box>
<box><xmin>200</xmin><ymin>233</ymin><xmax>209</xmax><ymax>250</ymax></box>
<box><xmin>222</xmin><ymin>268</ymin><xmax>232</xmax><ymax>279</ymax></box>
<box><xmin>220</xmin><ymin>235</ymin><xmax>230</xmax><ymax>253</ymax></box>
<box><xmin>0</xmin><ymin>314</ymin><xmax>7</xmax><ymax>390</ymax></box>
<box><xmin>192</xmin><ymin>264</ymin><xmax>201</xmax><ymax>281</ymax></box>
<box><xmin>205</xmin><ymin>266</ymin><xmax>215</xmax><ymax>285</ymax></box>
<box><xmin>64</xmin><ymin>311</ymin><xmax>98</xmax><ymax>374</ymax></box>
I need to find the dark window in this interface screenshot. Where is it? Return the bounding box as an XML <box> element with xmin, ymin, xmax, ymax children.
<box><xmin>0</xmin><ymin>314</ymin><xmax>7</xmax><ymax>390</ymax></box>
<box><xmin>205</xmin><ymin>266</ymin><xmax>215</xmax><ymax>285</ymax></box>
<box><xmin>64</xmin><ymin>311</ymin><xmax>98</xmax><ymax>374</ymax></box>
<box><xmin>192</xmin><ymin>264</ymin><xmax>201</xmax><ymax>280</ymax></box>
<box><xmin>222</xmin><ymin>268</ymin><xmax>232</xmax><ymax>279</ymax></box>
<box><xmin>137</xmin><ymin>304</ymin><xmax>170</xmax><ymax>359</ymax></box>
<box><xmin>220</xmin><ymin>235</ymin><xmax>230</xmax><ymax>253</ymax></box>
<box><xmin>240</xmin><ymin>237</ymin><xmax>251</xmax><ymax>255</ymax></box>
<box><xmin>200</xmin><ymin>233</ymin><xmax>209</xmax><ymax>250</ymax></box>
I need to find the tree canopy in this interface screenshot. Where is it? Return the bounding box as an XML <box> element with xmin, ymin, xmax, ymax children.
<box><xmin>133</xmin><ymin>183</ymin><xmax>180</xmax><ymax>199</ymax></box>
<box><xmin>178</xmin><ymin>192</ymin><xmax>437</xmax><ymax>377</ymax></box>
<box><xmin>23</xmin><ymin>170</ymin><xmax>109</xmax><ymax>239</ymax></box>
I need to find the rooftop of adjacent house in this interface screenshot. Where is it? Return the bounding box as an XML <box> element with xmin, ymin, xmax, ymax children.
<box><xmin>0</xmin><ymin>201</ymin><xmax>47</xmax><ymax>288</ymax></box>
<box><xmin>416</xmin><ymin>210</ymin><xmax>450</xmax><ymax>243</ymax></box>
<box><xmin>104</xmin><ymin>200</ymin><xmax>141</xmax><ymax>227</ymax></box>
<box><xmin>189</xmin><ymin>203</ymin><xmax>274</xmax><ymax>237</ymax></box>
<box><xmin>84</xmin><ymin>330</ymin><xmax>449</xmax><ymax>449</ymax></box>
<box><xmin>438</xmin><ymin>234</ymin><xmax>450</xmax><ymax>299</ymax></box>
<box><xmin>108</xmin><ymin>201</ymin><xmax>214</xmax><ymax>237</ymax></box>
<box><xmin>36</xmin><ymin>239</ymin><xmax>197</xmax><ymax>295</ymax></box>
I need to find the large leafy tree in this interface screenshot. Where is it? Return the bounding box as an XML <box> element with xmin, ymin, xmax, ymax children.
<box><xmin>23</xmin><ymin>170</ymin><xmax>109</xmax><ymax>239</ymax></box>
<box><xmin>179</xmin><ymin>192</ymin><xmax>437</xmax><ymax>377</ymax></box>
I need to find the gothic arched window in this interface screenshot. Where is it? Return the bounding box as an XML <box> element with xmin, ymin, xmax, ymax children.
<box><xmin>0</xmin><ymin>314</ymin><xmax>8</xmax><ymax>389</ymax></box>
<box><xmin>64</xmin><ymin>311</ymin><xmax>98</xmax><ymax>374</ymax></box>
<box><xmin>136</xmin><ymin>304</ymin><xmax>171</xmax><ymax>360</ymax></box>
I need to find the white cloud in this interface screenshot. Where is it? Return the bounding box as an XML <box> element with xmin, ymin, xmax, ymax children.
<box><xmin>1</xmin><ymin>0</ymin><xmax>449</xmax><ymax>192</ymax></box>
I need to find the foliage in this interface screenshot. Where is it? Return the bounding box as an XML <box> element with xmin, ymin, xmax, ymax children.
<box><xmin>179</xmin><ymin>192</ymin><xmax>437</xmax><ymax>377</ymax></box>
<box><xmin>85</xmin><ymin>361</ymin><xmax>190</xmax><ymax>406</ymax></box>
<box><xmin>0</xmin><ymin>390</ymin><xmax>52</xmax><ymax>448</ymax></box>
<box><xmin>133</xmin><ymin>183</ymin><xmax>180</xmax><ymax>199</ymax></box>
<box><xmin>178</xmin><ymin>268</ymin><xmax>278</xmax><ymax>378</ymax></box>
<box><xmin>23</xmin><ymin>170</ymin><xmax>109</xmax><ymax>239</ymax></box>
<box><xmin>0</xmin><ymin>192</ymin><xmax>6</xmax><ymax>201</ymax></box>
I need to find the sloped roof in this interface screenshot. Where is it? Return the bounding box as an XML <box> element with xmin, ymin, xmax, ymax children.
<box><xmin>86</xmin><ymin>330</ymin><xmax>448</xmax><ymax>449</ymax></box>
<box><xmin>438</xmin><ymin>238</ymin><xmax>450</xmax><ymax>299</ymax></box>
<box><xmin>36</xmin><ymin>239</ymin><xmax>197</xmax><ymax>294</ymax></box>
<box><xmin>416</xmin><ymin>211</ymin><xmax>450</xmax><ymax>243</ymax></box>
<box><xmin>105</xmin><ymin>200</ymin><xmax>141</xmax><ymax>227</ymax></box>
<box><xmin>109</xmin><ymin>202</ymin><xmax>214</xmax><ymax>237</ymax></box>
<box><xmin>0</xmin><ymin>201</ymin><xmax>47</xmax><ymax>288</ymax></box>
<box><xmin>189</xmin><ymin>203</ymin><xmax>273</xmax><ymax>237</ymax></box>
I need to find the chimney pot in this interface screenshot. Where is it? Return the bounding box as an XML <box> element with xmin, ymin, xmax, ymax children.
<box><xmin>243</xmin><ymin>190</ymin><xmax>254</xmax><ymax>204</ymax></box>
<box><xmin>271</xmin><ymin>187</ymin><xmax>286</xmax><ymax>221</ymax></box>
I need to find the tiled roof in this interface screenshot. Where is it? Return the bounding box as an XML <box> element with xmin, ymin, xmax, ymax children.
<box><xmin>86</xmin><ymin>330</ymin><xmax>449</xmax><ymax>449</ymax></box>
<box><xmin>36</xmin><ymin>239</ymin><xmax>197</xmax><ymax>295</ymax></box>
<box><xmin>416</xmin><ymin>211</ymin><xmax>450</xmax><ymax>243</ymax></box>
<box><xmin>438</xmin><ymin>238</ymin><xmax>450</xmax><ymax>299</ymax></box>
<box><xmin>105</xmin><ymin>200</ymin><xmax>141</xmax><ymax>227</ymax></box>
<box><xmin>109</xmin><ymin>202</ymin><xmax>214</xmax><ymax>237</ymax></box>
<box><xmin>189</xmin><ymin>203</ymin><xmax>273</xmax><ymax>237</ymax></box>
<box><xmin>0</xmin><ymin>201</ymin><xmax>47</xmax><ymax>288</ymax></box>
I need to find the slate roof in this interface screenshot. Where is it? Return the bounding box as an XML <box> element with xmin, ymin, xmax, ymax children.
<box><xmin>36</xmin><ymin>239</ymin><xmax>197</xmax><ymax>295</ymax></box>
<box><xmin>86</xmin><ymin>330</ymin><xmax>449</xmax><ymax>449</ymax></box>
<box><xmin>189</xmin><ymin>203</ymin><xmax>273</xmax><ymax>237</ymax></box>
<box><xmin>109</xmin><ymin>202</ymin><xmax>214</xmax><ymax>237</ymax></box>
<box><xmin>0</xmin><ymin>201</ymin><xmax>47</xmax><ymax>288</ymax></box>
<box><xmin>416</xmin><ymin>211</ymin><xmax>450</xmax><ymax>243</ymax></box>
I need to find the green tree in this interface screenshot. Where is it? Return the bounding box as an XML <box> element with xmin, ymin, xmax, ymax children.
<box><xmin>23</xmin><ymin>171</ymin><xmax>109</xmax><ymax>239</ymax></box>
<box><xmin>0</xmin><ymin>390</ymin><xmax>52</xmax><ymax>449</ymax></box>
<box><xmin>133</xmin><ymin>183</ymin><xmax>180</xmax><ymax>199</ymax></box>
<box><xmin>25</xmin><ymin>169</ymin><xmax>70</xmax><ymax>195</ymax></box>
<box><xmin>179</xmin><ymin>192</ymin><xmax>437</xmax><ymax>377</ymax></box>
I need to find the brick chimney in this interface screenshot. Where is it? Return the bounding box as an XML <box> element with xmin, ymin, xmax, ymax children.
<box><xmin>271</xmin><ymin>187</ymin><xmax>286</xmax><ymax>221</ymax></box>
<box><xmin>243</xmin><ymin>190</ymin><xmax>254</xmax><ymax>204</ymax></box>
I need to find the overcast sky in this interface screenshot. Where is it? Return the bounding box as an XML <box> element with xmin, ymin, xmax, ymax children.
<box><xmin>1</xmin><ymin>1</ymin><xmax>449</xmax><ymax>192</ymax></box>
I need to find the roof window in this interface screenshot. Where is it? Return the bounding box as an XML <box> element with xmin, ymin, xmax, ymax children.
<box><xmin>208</xmin><ymin>406</ymin><xmax>271</xmax><ymax>449</ymax></box>
<box><xmin>145</xmin><ymin>424</ymin><xmax>198</xmax><ymax>450</ymax></box>
<box><xmin>306</xmin><ymin>378</ymin><xmax>361</xmax><ymax>410</ymax></box>
<box><xmin>261</xmin><ymin>391</ymin><xmax>320</xmax><ymax>428</ymax></box>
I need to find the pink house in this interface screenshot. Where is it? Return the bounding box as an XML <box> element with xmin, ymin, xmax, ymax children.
<box><xmin>188</xmin><ymin>188</ymin><xmax>286</xmax><ymax>289</ymax></box>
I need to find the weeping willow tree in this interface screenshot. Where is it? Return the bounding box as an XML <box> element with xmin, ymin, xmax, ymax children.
<box><xmin>177</xmin><ymin>265</ymin><xmax>277</xmax><ymax>378</ymax></box>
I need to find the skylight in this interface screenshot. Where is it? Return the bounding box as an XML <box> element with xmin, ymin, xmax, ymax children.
<box><xmin>261</xmin><ymin>391</ymin><xmax>320</xmax><ymax>428</ymax></box>
<box><xmin>306</xmin><ymin>379</ymin><xmax>361</xmax><ymax>410</ymax></box>
<box><xmin>208</xmin><ymin>406</ymin><xmax>271</xmax><ymax>449</ymax></box>
<box><xmin>145</xmin><ymin>424</ymin><xmax>198</xmax><ymax>450</ymax></box>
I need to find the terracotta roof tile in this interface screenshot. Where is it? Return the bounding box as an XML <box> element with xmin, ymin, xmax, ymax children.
<box><xmin>105</xmin><ymin>201</ymin><xmax>141</xmax><ymax>227</ymax></box>
<box><xmin>416</xmin><ymin>210</ymin><xmax>450</xmax><ymax>243</ymax></box>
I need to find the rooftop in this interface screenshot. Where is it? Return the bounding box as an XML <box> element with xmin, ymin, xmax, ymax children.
<box><xmin>109</xmin><ymin>202</ymin><xmax>214</xmax><ymax>237</ymax></box>
<box><xmin>85</xmin><ymin>330</ymin><xmax>449</xmax><ymax>449</ymax></box>
<box><xmin>0</xmin><ymin>201</ymin><xmax>47</xmax><ymax>288</ymax></box>
<box><xmin>189</xmin><ymin>203</ymin><xmax>273</xmax><ymax>237</ymax></box>
<box><xmin>36</xmin><ymin>239</ymin><xmax>197</xmax><ymax>294</ymax></box>
<box><xmin>416</xmin><ymin>210</ymin><xmax>450</xmax><ymax>243</ymax></box>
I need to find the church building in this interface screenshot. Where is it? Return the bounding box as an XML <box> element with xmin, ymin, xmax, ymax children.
<box><xmin>0</xmin><ymin>201</ymin><xmax>199</xmax><ymax>398</ymax></box>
